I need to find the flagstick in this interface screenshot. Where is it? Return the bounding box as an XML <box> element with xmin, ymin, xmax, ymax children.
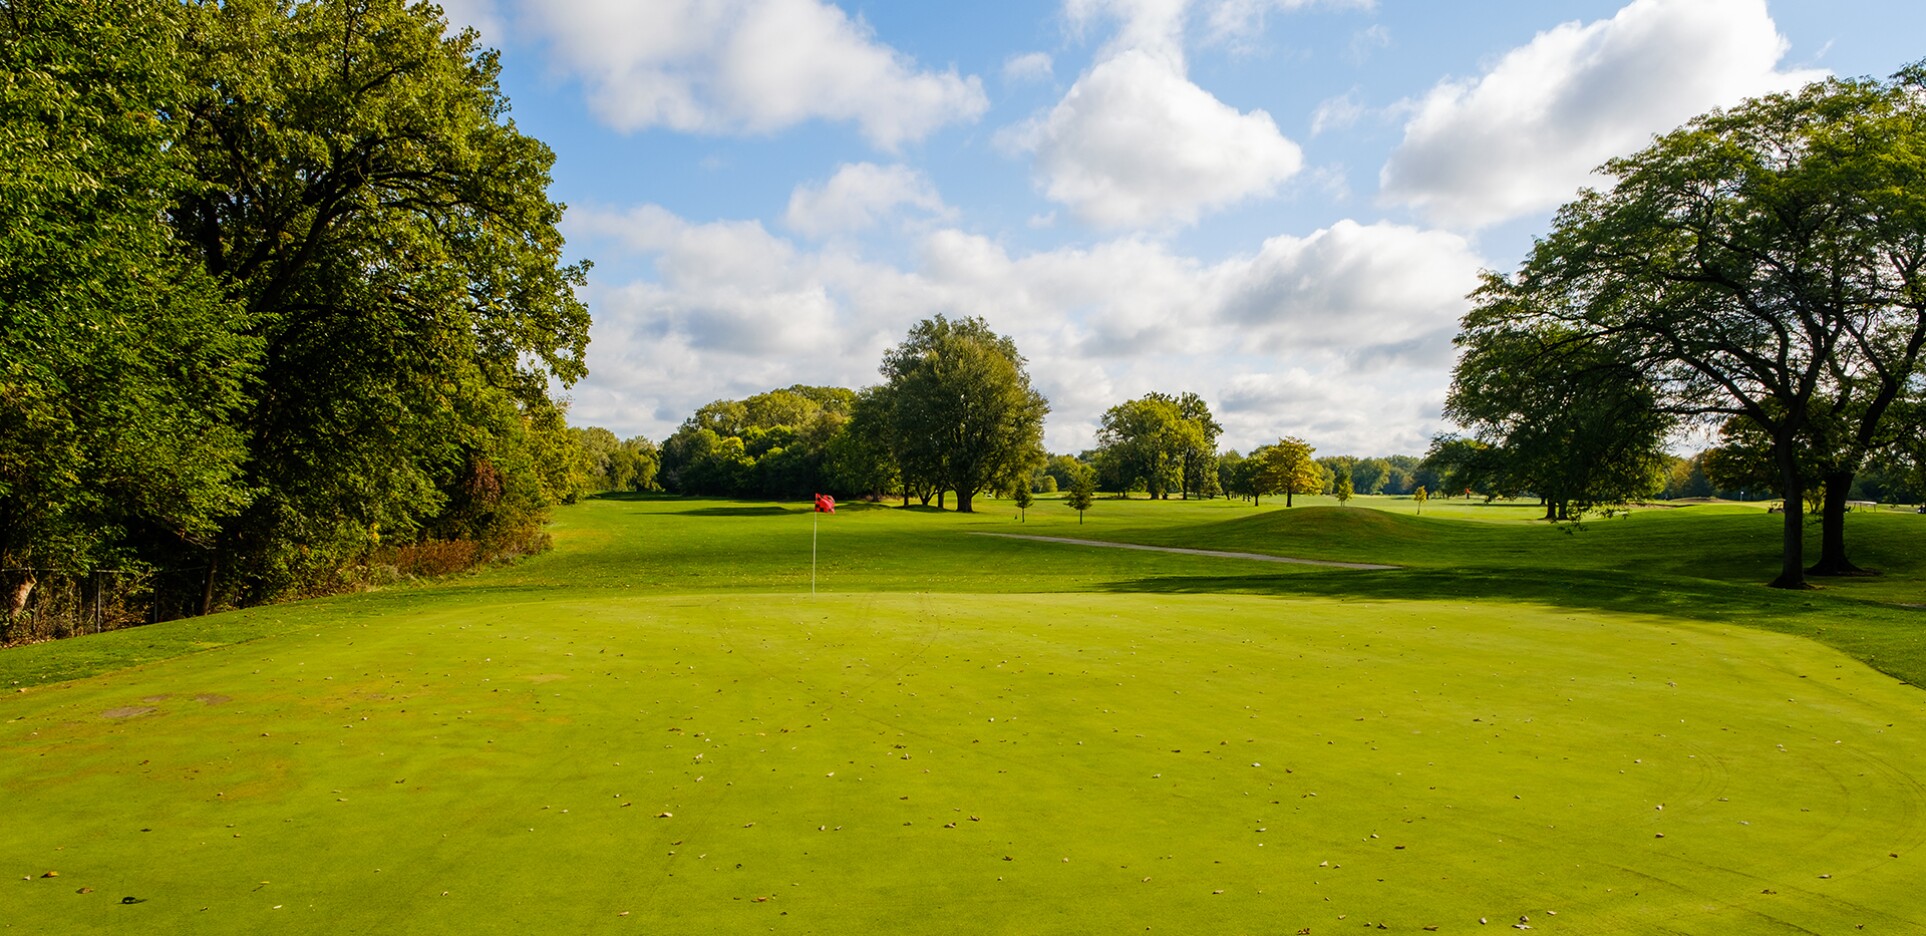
<box><xmin>812</xmin><ymin>510</ymin><xmax>818</xmax><ymax>597</ymax></box>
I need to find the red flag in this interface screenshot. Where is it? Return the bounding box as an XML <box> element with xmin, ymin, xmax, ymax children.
<box><xmin>814</xmin><ymin>493</ymin><xmax>836</xmax><ymax>513</ymax></box>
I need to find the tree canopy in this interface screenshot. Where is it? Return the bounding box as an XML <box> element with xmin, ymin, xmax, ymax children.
<box><xmin>1</xmin><ymin>0</ymin><xmax>594</xmax><ymax>630</ymax></box>
<box><xmin>1466</xmin><ymin>67</ymin><xmax>1926</xmax><ymax>586</ymax></box>
<box><xmin>876</xmin><ymin>316</ymin><xmax>1048</xmax><ymax>513</ymax></box>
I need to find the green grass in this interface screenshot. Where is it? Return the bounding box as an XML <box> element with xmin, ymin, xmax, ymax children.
<box><xmin>4</xmin><ymin>494</ymin><xmax>1925</xmax><ymax>933</ymax></box>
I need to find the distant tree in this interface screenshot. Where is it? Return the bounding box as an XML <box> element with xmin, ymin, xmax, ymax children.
<box><xmin>1447</xmin><ymin>289</ymin><xmax>1672</xmax><ymax>520</ymax></box>
<box><xmin>1252</xmin><ymin>438</ymin><xmax>1320</xmax><ymax>507</ymax></box>
<box><xmin>1351</xmin><ymin>458</ymin><xmax>1392</xmax><ymax>496</ymax></box>
<box><xmin>1421</xmin><ymin>437</ymin><xmax>1505</xmax><ymax>500</ymax></box>
<box><xmin>879</xmin><ymin>315</ymin><xmax>1048</xmax><ymax>513</ymax></box>
<box><xmin>662</xmin><ymin>386</ymin><xmax>855</xmax><ymax>499</ymax></box>
<box><xmin>1216</xmin><ymin>450</ymin><xmax>1252</xmax><ymax>503</ymax></box>
<box><xmin>1014</xmin><ymin>487</ymin><xmax>1033</xmax><ymax>522</ymax></box>
<box><xmin>1412</xmin><ymin>485</ymin><xmax>1428</xmax><ymax>515</ymax></box>
<box><xmin>1096</xmin><ymin>395</ymin><xmax>1185</xmax><ymax>498</ymax></box>
<box><xmin>1066</xmin><ymin>470</ymin><xmax>1095</xmax><ymax>524</ymax></box>
<box><xmin>1334</xmin><ymin>472</ymin><xmax>1354</xmax><ymax>506</ymax></box>
<box><xmin>1173</xmin><ymin>392</ymin><xmax>1223</xmax><ymax>500</ymax></box>
<box><xmin>1042</xmin><ymin>454</ymin><xmax>1087</xmax><ymax>493</ymax></box>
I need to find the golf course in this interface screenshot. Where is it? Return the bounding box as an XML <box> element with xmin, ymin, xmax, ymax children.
<box><xmin>4</xmin><ymin>495</ymin><xmax>1925</xmax><ymax>934</ymax></box>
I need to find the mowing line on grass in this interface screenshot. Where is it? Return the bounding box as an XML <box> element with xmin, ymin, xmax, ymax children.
<box><xmin>968</xmin><ymin>533</ymin><xmax>1399</xmax><ymax>570</ymax></box>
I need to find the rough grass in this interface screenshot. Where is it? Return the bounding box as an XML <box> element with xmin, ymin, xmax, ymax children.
<box><xmin>3</xmin><ymin>494</ymin><xmax>1925</xmax><ymax>933</ymax></box>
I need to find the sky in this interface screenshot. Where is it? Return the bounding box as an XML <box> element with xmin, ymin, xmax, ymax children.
<box><xmin>439</xmin><ymin>0</ymin><xmax>1926</xmax><ymax>457</ymax></box>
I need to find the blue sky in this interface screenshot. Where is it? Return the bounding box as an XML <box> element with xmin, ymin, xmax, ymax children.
<box><xmin>441</xmin><ymin>0</ymin><xmax>1926</xmax><ymax>456</ymax></box>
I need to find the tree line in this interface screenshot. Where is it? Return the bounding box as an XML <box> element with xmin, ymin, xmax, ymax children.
<box><xmin>1441</xmin><ymin>62</ymin><xmax>1926</xmax><ymax>588</ymax></box>
<box><xmin>643</xmin><ymin>315</ymin><xmax>1048</xmax><ymax>514</ymax></box>
<box><xmin>1</xmin><ymin>0</ymin><xmax>589</xmax><ymax>638</ymax></box>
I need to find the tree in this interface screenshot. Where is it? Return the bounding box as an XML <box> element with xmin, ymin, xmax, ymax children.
<box><xmin>1412</xmin><ymin>485</ymin><xmax>1428</xmax><ymax>515</ymax></box>
<box><xmin>1095</xmin><ymin>395</ymin><xmax>1185</xmax><ymax>498</ymax></box>
<box><xmin>1172</xmin><ymin>392</ymin><xmax>1222</xmax><ymax>499</ymax></box>
<box><xmin>1251</xmin><ymin>438</ymin><xmax>1321</xmax><ymax>507</ymax></box>
<box><xmin>1066</xmin><ymin>470</ymin><xmax>1095</xmax><ymax>524</ymax></box>
<box><xmin>0</xmin><ymin>0</ymin><xmax>254</xmax><ymax>627</ymax></box>
<box><xmin>1487</xmin><ymin>71</ymin><xmax>1926</xmax><ymax>586</ymax></box>
<box><xmin>661</xmin><ymin>386</ymin><xmax>854</xmax><ymax>499</ymax></box>
<box><xmin>167</xmin><ymin>0</ymin><xmax>591</xmax><ymax>602</ymax></box>
<box><xmin>879</xmin><ymin>316</ymin><xmax>1048</xmax><ymax>513</ymax></box>
<box><xmin>1334</xmin><ymin>472</ymin><xmax>1354</xmax><ymax>506</ymax></box>
<box><xmin>1447</xmin><ymin>288</ymin><xmax>1672</xmax><ymax>520</ymax></box>
<box><xmin>1014</xmin><ymin>487</ymin><xmax>1033</xmax><ymax>522</ymax></box>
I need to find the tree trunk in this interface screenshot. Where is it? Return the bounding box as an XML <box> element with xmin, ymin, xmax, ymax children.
<box><xmin>1285</xmin><ymin>490</ymin><xmax>1294</xmax><ymax>507</ymax></box>
<box><xmin>1769</xmin><ymin>447</ymin><xmax>1809</xmax><ymax>590</ymax></box>
<box><xmin>201</xmin><ymin>555</ymin><xmax>218</xmax><ymax>616</ymax></box>
<box><xmin>1808</xmin><ymin>470</ymin><xmax>1871</xmax><ymax>576</ymax></box>
<box><xmin>937</xmin><ymin>490</ymin><xmax>945</xmax><ymax>510</ymax></box>
<box><xmin>955</xmin><ymin>487</ymin><xmax>974</xmax><ymax>513</ymax></box>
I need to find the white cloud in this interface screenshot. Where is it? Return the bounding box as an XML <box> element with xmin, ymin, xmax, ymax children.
<box><xmin>1003</xmin><ymin>51</ymin><xmax>1056</xmax><ymax>84</ymax></box>
<box><xmin>1006</xmin><ymin>49</ymin><xmax>1304</xmax><ymax>227</ymax></box>
<box><xmin>566</xmin><ymin>207</ymin><xmax>1483</xmax><ymax>455</ymax></box>
<box><xmin>1380</xmin><ymin>0</ymin><xmax>1826</xmax><ymax>229</ymax></box>
<box><xmin>1217</xmin><ymin>220</ymin><xmax>1481</xmax><ymax>357</ymax></box>
<box><xmin>783</xmin><ymin>163</ymin><xmax>952</xmax><ymax>238</ymax></box>
<box><xmin>517</xmin><ymin>0</ymin><xmax>987</xmax><ymax>149</ymax></box>
<box><xmin>1310</xmin><ymin>89</ymin><xmax>1366</xmax><ymax>135</ymax></box>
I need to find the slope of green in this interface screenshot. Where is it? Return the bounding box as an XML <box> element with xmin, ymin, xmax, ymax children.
<box><xmin>3</xmin><ymin>495</ymin><xmax>1925</xmax><ymax>933</ymax></box>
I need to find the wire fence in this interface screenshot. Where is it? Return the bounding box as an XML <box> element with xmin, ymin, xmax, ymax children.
<box><xmin>0</xmin><ymin>566</ymin><xmax>208</xmax><ymax>646</ymax></box>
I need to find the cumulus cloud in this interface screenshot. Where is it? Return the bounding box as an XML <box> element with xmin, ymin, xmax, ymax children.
<box><xmin>1380</xmin><ymin>0</ymin><xmax>1825</xmax><ymax>229</ymax></box>
<box><xmin>1005</xmin><ymin>47</ymin><xmax>1303</xmax><ymax>227</ymax></box>
<box><xmin>566</xmin><ymin>206</ymin><xmax>1482</xmax><ymax>455</ymax></box>
<box><xmin>783</xmin><ymin>163</ymin><xmax>953</xmax><ymax>238</ymax></box>
<box><xmin>515</xmin><ymin>0</ymin><xmax>987</xmax><ymax>149</ymax></box>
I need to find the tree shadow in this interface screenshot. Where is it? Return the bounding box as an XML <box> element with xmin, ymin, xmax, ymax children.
<box><xmin>667</xmin><ymin>505</ymin><xmax>801</xmax><ymax>517</ymax></box>
<box><xmin>1094</xmin><ymin>567</ymin><xmax>1840</xmax><ymax>627</ymax></box>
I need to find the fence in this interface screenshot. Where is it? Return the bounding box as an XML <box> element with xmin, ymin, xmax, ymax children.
<box><xmin>0</xmin><ymin>566</ymin><xmax>208</xmax><ymax>646</ymax></box>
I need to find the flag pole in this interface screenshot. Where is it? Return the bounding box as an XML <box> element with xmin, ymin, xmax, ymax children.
<box><xmin>812</xmin><ymin>509</ymin><xmax>818</xmax><ymax>597</ymax></box>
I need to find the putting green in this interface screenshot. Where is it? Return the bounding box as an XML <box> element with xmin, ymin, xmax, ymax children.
<box><xmin>5</xmin><ymin>586</ymin><xmax>1924</xmax><ymax>933</ymax></box>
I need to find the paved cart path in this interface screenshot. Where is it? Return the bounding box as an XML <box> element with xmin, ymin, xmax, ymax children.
<box><xmin>970</xmin><ymin>532</ymin><xmax>1400</xmax><ymax>570</ymax></box>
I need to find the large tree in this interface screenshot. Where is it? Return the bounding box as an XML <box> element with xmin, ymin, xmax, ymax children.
<box><xmin>1448</xmin><ymin>284</ymin><xmax>1672</xmax><ymax>520</ymax></box>
<box><xmin>1250</xmin><ymin>437</ymin><xmax>1321</xmax><ymax>507</ymax></box>
<box><xmin>169</xmin><ymin>0</ymin><xmax>590</xmax><ymax>601</ymax></box>
<box><xmin>878</xmin><ymin>315</ymin><xmax>1048</xmax><ymax>513</ymax></box>
<box><xmin>0</xmin><ymin>0</ymin><xmax>254</xmax><ymax>628</ymax></box>
<box><xmin>1482</xmin><ymin>70</ymin><xmax>1926</xmax><ymax>587</ymax></box>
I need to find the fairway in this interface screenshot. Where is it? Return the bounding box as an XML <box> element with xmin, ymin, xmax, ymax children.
<box><xmin>4</xmin><ymin>497</ymin><xmax>1926</xmax><ymax>933</ymax></box>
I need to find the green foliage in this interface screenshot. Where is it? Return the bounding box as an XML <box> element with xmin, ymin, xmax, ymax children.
<box><xmin>1333</xmin><ymin>472</ymin><xmax>1353</xmax><ymax>505</ymax></box>
<box><xmin>877</xmin><ymin>315</ymin><xmax>1048</xmax><ymax>512</ymax></box>
<box><xmin>1065</xmin><ymin>470</ymin><xmax>1095</xmax><ymax>522</ymax></box>
<box><xmin>151</xmin><ymin>0</ymin><xmax>592</xmax><ymax>602</ymax></box>
<box><xmin>1447</xmin><ymin>282</ymin><xmax>1672</xmax><ymax>520</ymax></box>
<box><xmin>0</xmin><ymin>0</ymin><xmax>254</xmax><ymax>595</ymax></box>
<box><xmin>1094</xmin><ymin>391</ymin><xmax>1220</xmax><ymax>499</ymax></box>
<box><xmin>1248</xmin><ymin>437</ymin><xmax>1320</xmax><ymax>506</ymax></box>
<box><xmin>1487</xmin><ymin>68</ymin><xmax>1926</xmax><ymax>584</ymax></box>
<box><xmin>661</xmin><ymin>386</ymin><xmax>854</xmax><ymax>499</ymax></box>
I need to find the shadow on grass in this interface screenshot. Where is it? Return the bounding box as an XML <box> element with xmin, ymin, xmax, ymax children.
<box><xmin>668</xmin><ymin>505</ymin><xmax>801</xmax><ymax>517</ymax></box>
<box><xmin>1097</xmin><ymin>567</ymin><xmax>1835</xmax><ymax>628</ymax></box>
